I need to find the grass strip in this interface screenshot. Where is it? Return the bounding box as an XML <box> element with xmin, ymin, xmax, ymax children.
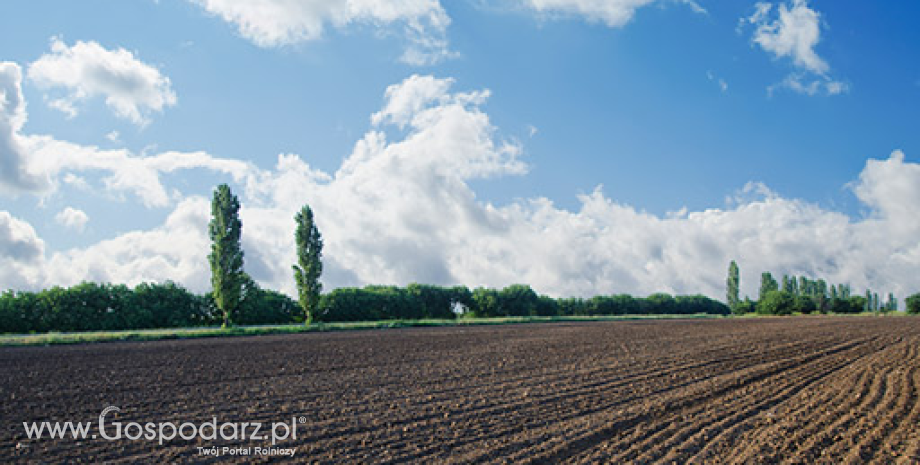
<box><xmin>0</xmin><ymin>314</ymin><xmax>724</xmax><ymax>346</ymax></box>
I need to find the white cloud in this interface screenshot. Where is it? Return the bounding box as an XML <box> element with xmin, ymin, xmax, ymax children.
<box><xmin>27</xmin><ymin>37</ymin><xmax>177</xmax><ymax>125</ymax></box>
<box><xmin>371</xmin><ymin>74</ymin><xmax>456</xmax><ymax>128</ymax></box>
<box><xmin>54</xmin><ymin>207</ymin><xmax>89</xmax><ymax>232</ymax></box>
<box><xmin>189</xmin><ymin>0</ymin><xmax>453</xmax><ymax>65</ymax></box>
<box><xmin>520</xmin><ymin>0</ymin><xmax>704</xmax><ymax>28</ymax></box>
<box><xmin>0</xmin><ymin>62</ymin><xmax>50</xmax><ymax>193</ymax></box>
<box><xmin>0</xmin><ymin>210</ymin><xmax>45</xmax><ymax>290</ymax></box>
<box><xmin>46</xmin><ymin>197</ymin><xmax>212</xmax><ymax>290</ymax></box>
<box><xmin>768</xmin><ymin>74</ymin><xmax>848</xmax><ymax>97</ymax></box>
<box><xmin>1</xmin><ymin>62</ymin><xmax>252</xmax><ymax>205</ymax></box>
<box><xmin>853</xmin><ymin>150</ymin><xmax>920</xmax><ymax>226</ymax></box>
<box><xmin>22</xmin><ymin>136</ymin><xmax>255</xmax><ymax>207</ymax></box>
<box><xmin>744</xmin><ymin>0</ymin><xmax>847</xmax><ymax>96</ymax></box>
<box><xmin>4</xmin><ymin>75</ymin><xmax>919</xmax><ymax>306</ymax></box>
<box><xmin>748</xmin><ymin>0</ymin><xmax>826</xmax><ymax>74</ymax></box>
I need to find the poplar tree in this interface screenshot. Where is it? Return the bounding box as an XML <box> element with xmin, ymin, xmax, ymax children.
<box><xmin>759</xmin><ymin>272</ymin><xmax>778</xmax><ymax>301</ymax></box>
<box><xmin>293</xmin><ymin>205</ymin><xmax>323</xmax><ymax>324</ymax></box>
<box><xmin>726</xmin><ymin>261</ymin><xmax>740</xmax><ymax>312</ymax></box>
<box><xmin>209</xmin><ymin>184</ymin><xmax>245</xmax><ymax>328</ymax></box>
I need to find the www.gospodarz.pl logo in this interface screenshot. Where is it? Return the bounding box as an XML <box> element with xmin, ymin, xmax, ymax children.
<box><xmin>23</xmin><ymin>406</ymin><xmax>304</xmax><ymax>448</ymax></box>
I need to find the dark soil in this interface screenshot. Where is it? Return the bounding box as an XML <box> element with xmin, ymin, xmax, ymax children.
<box><xmin>2</xmin><ymin>317</ymin><xmax>919</xmax><ymax>463</ymax></box>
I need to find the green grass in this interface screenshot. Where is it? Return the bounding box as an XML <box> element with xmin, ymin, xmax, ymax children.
<box><xmin>0</xmin><ymin>313</ymin><xmax>724</xmax><ymax>347</ymax></box>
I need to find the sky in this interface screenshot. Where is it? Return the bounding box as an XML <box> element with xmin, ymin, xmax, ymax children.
<box><xmin>0</xmin><ymin>0</ymin><xmax>918</xmax><ymax>303</ymax></box>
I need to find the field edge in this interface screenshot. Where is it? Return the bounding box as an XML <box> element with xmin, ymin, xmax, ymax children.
<box><xmin>0</xmin><ymin>314</ymin><xmax>726</xmax><ymax>347</ymax></box>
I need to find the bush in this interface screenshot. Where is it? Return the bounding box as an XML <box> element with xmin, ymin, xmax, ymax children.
<box><xmin>134</xmin><ymin>282</ymin><xmax>210</xmax><ymax>328</ymax></box>
<box><xmin>642</xmin><ymin>293</ymin><xmax>676</xmax><ymax>315</ymax></box>
<box><xmin>827</xmin><ymin>296</ymin><xmax>866</xmax><ymax>314</ymax></box>
<box><xmin>675</xmin><ymin>295</ymin><xmax>730</xmax><ymax>316</ymax></box>
<box><xmin>733</xmin><ymin>298</ymin><xmax>756</xmax><ymax>315</ymax></box>
<box><xmin>319</xmin><ymin>285</ymin><xmax>472</xmax><ymax>322</ymax></box>
<box><xmin>792</xmin><ymin>296</ymin><xmax>817</xmax><ymax>315</ymax></box>
<box><xmin>407</xmin><ymin>283</ymin><xmax>467</xmax><ymax>319</ymax></box>
<box><xmin>757</xmin><ymin>291</ymin><xmax>795</xmax><ymax>315</ymax></box>
<box><xmin>906</xmin><ymin>293</ymin><xmax>920</xmax><ymax>315</ymax></box>
<box><xmin>470</xmin><ymin>285</ymin><xmax>542</xmax><ymax>318</ymax></box>
<box><xmin>234</xmin><ymin>282</ymin><xmax>300</xmax><ymax>325</ymax></box>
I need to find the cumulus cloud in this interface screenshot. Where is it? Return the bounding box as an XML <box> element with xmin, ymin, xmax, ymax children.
<box><xmin>0</xmin><ymin>211</ymin><xmax>45</xmax><ymax>290</ymax></box>
<box><xmin>744</xmin><ymin>0</ymin><xmax>847</xmax><ymax>96</ymax></box>
<box><xmin>21</xmin><ymin>136</ymin><xmax>255</xmax><ymax>207</ymax></box>
<box><xmin>0</xmin><ymin>60</ymin><xmax>252</xmax><ymax>205</ymax></box>
<box><xmin>46</xmin><ymin>197</ymin><xmax>212</xmax><ymax>290</ymax></box>
<box><xmin>189</xmin><ymin>0</ymin><xmax>453</xmax><ymax>65</ymax></box>
<box><xmin>748</xmin><ymin>0</ymin><xmax>825</xmax><ymax>74</ymax></box>
<box><xmin>54</xmin><ymin>207</ymin><xmax>89</xmax><ymax>232</ymax></box>
<box><xmin>0</xmin><ymin>62</ymin><xmax>49</xmax><ymax>193</ymax></box>
<box><xmin>27</xmin><ymin>37</ymin><xmax>177</xmax><ymax>125</ymax></box>
<box><xmin>520</xmin><ymin>0</ymin><xmax>705</xmax><ymax>28</ymax></box>
<box><xmin>4</xmin><ymin>75</ymin><xmax>919</xmax><ymax>306</ymax></box>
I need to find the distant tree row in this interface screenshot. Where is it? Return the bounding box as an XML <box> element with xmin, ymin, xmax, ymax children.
<box><xmin>319</xmin><ymin>284</ymin><xmax>730</xmax><ymax>321</ymax></box>
<box><xmin>0</xmin><ymin>280</ymin><xmax>733</xmax><ymax>333</ymax></box>
<box><xmin>726</xmin><ymin>261</ymin><xmax>910</xmax><ymax>316</ymax></box>
<box><xmin>0</xmin><ymin>280</ymin><xmax>300</xmax><ymax>334</ymax></box>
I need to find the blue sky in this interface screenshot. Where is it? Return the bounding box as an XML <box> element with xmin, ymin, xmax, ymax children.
<box><xmin>1</xmin><ymin>0</ymin><xmax>918</xmax><ymax>302</ymax></box>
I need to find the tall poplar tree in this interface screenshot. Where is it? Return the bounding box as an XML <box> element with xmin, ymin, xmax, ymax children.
<box><xmin>726</xmin><ymin>261</ymin><xmax>740</xmax><ymax>312</ymax></box>
<box><xmin>293</xmin><ymin>205</ymin><xmax>323</xmax><ymax>324</ymax></box>
<box><xmin>209</xmin><ymin>184</ymin><xmax>245</xmax><ymax>328</ymax></box>
<box><xmin>759</xmin><ymin>272</ymin><xmax>778</xmax><ymax>301</ymax></box>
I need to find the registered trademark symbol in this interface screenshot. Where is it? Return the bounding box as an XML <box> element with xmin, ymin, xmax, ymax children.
<box><xmin>298</xmin><ymin>416</ymin><xmax>307</xmax><ymax>424</ymax></box>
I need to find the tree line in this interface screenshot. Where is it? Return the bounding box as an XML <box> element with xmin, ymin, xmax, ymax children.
<box><xmin>320</xmin><ymin>284</ymin><xmax>730</xmax><ymax>321</ymax></box>
<box><xmin>726</xmin><ymin>260</ymin><xmax>918</xmax><ymax>316</ymax></box>
<box><xmin>0</xmin><ymin>280</ymin><xmax>733</xmax><ymax>333</ymax></box>
<box><xmin>3</xmin><ymin>184</ymin><xmax>916</xmax><ymax>334</ymax></box>
<box><xmin>0</xmin><ymin>279</ymin><xmax>300</xmax><ymax>334</ymax></box>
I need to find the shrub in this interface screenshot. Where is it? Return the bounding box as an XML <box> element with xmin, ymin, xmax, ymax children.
<box><xmin>734</xmin><ymin>298</ymin><xmax>756</xmax><ymax>315</ymax></box>
<box><xmin>757</xmin><ymin>291</ymin><xmax>795</xmax><ymax>315</ymax></box>
<box><xmin>906</xmin><ymin>293</ymin><xmax>920</xmax><ymax>315</ymax></box>
<box><xmin>792</xmin><ymin>296</ymin><xmax>817</xmax><ymax>315</ymax></box>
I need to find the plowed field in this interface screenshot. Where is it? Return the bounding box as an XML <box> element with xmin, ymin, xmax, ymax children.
<box><xmin>3</xmin><ymin>317</ymin><xmax>919</xmax><ymax>463</ymax></box>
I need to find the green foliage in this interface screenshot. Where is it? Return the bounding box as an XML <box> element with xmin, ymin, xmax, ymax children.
<box><xmin>792</xmin><ymin>295</ymin><xmax>817</xmax><ymax>314</ymax></box>
<box><xmin>234</xmin><ymin>279</ymin><xmax>300</xmax><ymax>325</ymax></box>
<box><xmin>906</xmin><ymin>294</ymin><xmax>920</xmax><ymax>315</ymax></box>
<box><xmin>407</xmin><ymin>283</ymin><xmax>471</xmax><ymax>319</ymax></box>
<box><xmin>643</xmin><ymin>293</ymin><xmax>676</xmax><ymax>315</ymax></box>
<box><xmin>757</xmin><ymin>290</ymin><xmax>795</xmax><ymax>315</ymax></box>
<box><xmin>0</xmin><ymin>282</ymin><xmax>209</xmax><ymax>333</ymax></box>
<box><xmin>674</xmin><ymin>295</ymin><xmax>731</xmax><ymax>315</ymax></box>
<box><xmin>885</xmin><ymin>293</ymin><xmax>897</xmax><ymax>313</ymax></box>
<box><xmin>826</xmin><ymin>296</ymin><xmax>867</xmax><ymax>314</ymax></box>
<box><xmin>208</xmin><ymin>184</ymin><xmax>246</xmax><ymax>327</ymax></box>
<box><xmin>536</xmin><ymin>295</ymin><xmax>560</xmax><ymax>316</ymax></box>
<box><xmin>752</xmin><ymin>270</ymin><xmax>900</xmax><ymax>316</ymax></box>
<box><xmin>471</xmin><ymin>287</ymin><xmax>501</xmax><ymax>318</ymax></box>
<box><xmin>528</xmin><ymin>292</ymin><xmax>727</xmax><ymax>317</ymax></box>
<box><xmin>317</xmin><ymin>284</ymin><xmax>730</xmax><ymax>323</ymax></box>
<box><xmin>293</xmin><ymin>205</ymin><xmax>323</xmax><ymax>324</ymax></box>
<box><xmin>470</xmin><ymin>285</ymin><xmax>548</xmax><ymax>318</ymax></box>
<box><xmin>734</xmin><ymin>298</ymin><xmax>756</xmax><ymax>315</ymax></box>
<box><xmin>318</xmin><ymin>286</ymin><xmax>424</xmax><ymax>322</ymax></box>
<box><xmin>759</xmin><ymin>272</ymin><xmax>778</xmax><ymax>301</ymax></box>
<box><xmin>132</xmin><ymin>281</ymin><xmax>211</xmax><ymax>328</ymax></box>
<box><xmin>499</xmin><ymin>284</ymin><xmax>540</xmax><ymax>317</ymax></box>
